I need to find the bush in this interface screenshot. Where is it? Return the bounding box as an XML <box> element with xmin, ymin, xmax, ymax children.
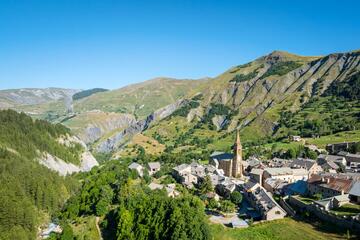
<box><xmin>230</xmin><ymin>191</ymin><xmax>243</xmax><ymax>205</ymax></box>
<box><xmin>219</xmin><ymin>200</ymin><xmax>235</xmax><ymax>213</ymax></box>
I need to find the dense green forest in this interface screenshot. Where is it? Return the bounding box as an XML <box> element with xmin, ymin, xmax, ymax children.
<box><xmin>58</xmin><ymin>158</ymin><xmax>211</xmax><ymax>240</ymax></box>
<box><xmin>0</xmin><ymin>109</ymin><xmax>83</xmax><ymax>164</ymax></box>
<box><xmin>0</xmin><ymin>110</ymin><xmax>81</xmax><ymax>240</ymax></box>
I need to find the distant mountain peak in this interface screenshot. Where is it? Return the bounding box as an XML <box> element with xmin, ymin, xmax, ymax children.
<box><xmin>263</xmin><ymin>50</ymin><xmax>320</xmax><ymax>64</ymax></box>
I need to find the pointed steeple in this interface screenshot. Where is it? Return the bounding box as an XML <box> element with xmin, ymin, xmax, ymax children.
<box><xmin>232</xmin><ymin>129</ymin><xmax>243</xmax><ymax>178</ymax></box>
<box><xmin>236</xmin><ymin>129</ymin><xmax>241</xmax><ymax>146</ymax></box>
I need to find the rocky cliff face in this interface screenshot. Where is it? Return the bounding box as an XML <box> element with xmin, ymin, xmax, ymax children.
<box><xmin>142</xmin><ymin>50</ymin><xmax>360</xmax><ymax>151</ymax></box>
<box><xmin>193</xmin><ymin>51</ymin><xmax>360</xmax><ymax>133</ymax></box>
<box><xmin>64</xmin><ymin>111</ymin><xmax>137</xmax><ymax>144</ymax></box>
<box><xmin>91</xmin><ymin>50</ymin><xmax>360</xmax><ymax>154</ymax></box>
<box><xmin>39</xmin><ymin>135</ymin><xmax>98</xmax><ymax>175</ymax></box>
<box><xmin>95</xmin><ymin>99</ymin><xmax>188</xmax><ymax>153</ymax></box>
<box><xmin>39</xmin><ymin>151</ymin><xmax>98</xmax><ymax>176</ymax></box>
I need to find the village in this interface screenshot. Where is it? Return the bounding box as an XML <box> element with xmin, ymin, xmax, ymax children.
<box><xmin>128</xmin><ymin>132</ymin><xmax>360</xmax><ymax>232</ymax></box>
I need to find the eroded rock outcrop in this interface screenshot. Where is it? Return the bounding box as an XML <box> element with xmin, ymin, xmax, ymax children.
<box><xmin>95</xmin><ymin>99</ymin><xmax>188</xmax><ymax>153</ymax></box>
<box><xmin>39</xmin><ymin>136</ymin><xmax>98</xmax><ymax>175</ymax></box>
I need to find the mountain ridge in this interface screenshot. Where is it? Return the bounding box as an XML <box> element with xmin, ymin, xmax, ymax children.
<box><xmin>0</xmin><ymin>49</ymin><xmax>359</xmax><ymax>157</ymax></box>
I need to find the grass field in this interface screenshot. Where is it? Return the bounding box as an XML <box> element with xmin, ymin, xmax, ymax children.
<box><xmin>331</xmin><ymin>203</ymin><xmax>360</xmax><ymax>216</ymax></box>
<box><xmin>305</xmin><ymin>130</ymin><xmax>360</xmax><ymax>148</ymax></box>
<box><xmin>210</xmin><ymin>218</ymin><xmax>354</xmax><ymax>240</ymax></box>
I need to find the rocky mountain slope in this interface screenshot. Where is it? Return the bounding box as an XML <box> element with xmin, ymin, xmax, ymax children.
<box><xmin>141</xmin><ymin>50</ymin><xmax>360</xmax><ymax>154</ymax></box>
<box><xmin>1</xmin><ymin>50</ymin><xmax>359</xmax><ymax>157</ymax></box>
<box><xmin>0</xmin><ymin>87</ymin><xmax>79</xmax><ymax>108</ymax></box>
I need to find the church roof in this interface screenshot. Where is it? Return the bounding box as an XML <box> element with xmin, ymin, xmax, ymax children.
<box><xmin>210</xmin><ymin>152</ymin><xmax>233</xmax><ymax>161</ymax></box>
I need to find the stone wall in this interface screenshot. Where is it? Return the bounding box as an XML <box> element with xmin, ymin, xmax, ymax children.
<box><xmin>279</xmin><ymin>196</ymin><xmax>296</xmax><ymax>217</ymax></box>
<box><xmin>288</xmin><ymin>196</ymin><xmax>360</xmax><ymax>233</ymax></box>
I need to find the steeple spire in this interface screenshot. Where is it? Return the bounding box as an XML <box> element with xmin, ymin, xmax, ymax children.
<box><xmin>232</xmin><ymin>129</ymin><xmax>243</xmax><ymax>178</ymax></box>
<box><xmin>236</xmin><ymin>129</ymin><xmax>241</xmax><ymax>146</ymax></box>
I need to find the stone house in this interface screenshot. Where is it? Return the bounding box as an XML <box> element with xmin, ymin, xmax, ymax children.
<box><xmin>290</xmin><ymin>158</ymin><xmax>323</xmax><ymax>176</ymax></box>
<box><xmin>172</xmin><ymin>164</ymin><xmax>198</xmax><ymax>188</ymax></box>
<box><xmin>147</xmin><ymin>162</ymin><xmax>161</xmax><ymax>175</ymax></box>
<box><xmin>244</xmin><ymin>156</ymin><xmax>263</xmax><ymax>171</ymax></box>
<box><xmin>307</xmin><ymin>175</ymin><xmax>354</xmax><ymax>198</ymax></box>
<box><xmin>317</xmin><ymin>154</ymin><xmax>346</xmax><ymax>166</ymax></box>
<box><xmin>263</xmin><ymin>178</ymin><xmax>288</xmax><ymax>194</ymax></box>
<box><xmin>128</xmin><ymin>162</ymin><xmax>144</xmax><ymax>177</ymax></box>
<box><xmin>263</xmin><ymin>167</ymin><xmax>308</xmax><ymax>183</ymax></box>
<box><xmin>148</xmin><ymin>182</ymin><xmax>180</xmax><ymax>198</ymax></box>
<box><xmin>216</xmin><ymin>178</ymin><xmax>237</xmax><ymax>198</ymax></box>
<box><xmin>314</xmin><ymin>194</ymin><xmax>350</xmax><ymax>211</ymax></box>
<box><xmin>342</xmin><ymin>153</ymin><xmax>360</xmax><ymax>167</ymax></box>
<box><xmin>249</xmin><ymin>168</ymin><xmax>264</xmax><ymax>185</ymax></box>
<box><xmin>243</xmin><ymin>182</ymin><xmax>286</xmax><ymax>221</ymax></box>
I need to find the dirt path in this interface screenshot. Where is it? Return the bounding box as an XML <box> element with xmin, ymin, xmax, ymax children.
<box><xmin>95</xmin><ymin>216</ymin><xmax>103</xmax><ymax>240</ymax></box>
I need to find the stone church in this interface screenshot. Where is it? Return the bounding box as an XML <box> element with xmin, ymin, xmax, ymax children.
<box><xmin>210</xmin><ymin>131</ymin><xmax>243</xmax><ymax>178</ymax></box>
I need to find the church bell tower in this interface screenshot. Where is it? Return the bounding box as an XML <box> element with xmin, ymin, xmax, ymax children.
<box><xmin>232</xmin><ymin>130</ymin><xmax>243</xmax><ymax>178</ymax></box>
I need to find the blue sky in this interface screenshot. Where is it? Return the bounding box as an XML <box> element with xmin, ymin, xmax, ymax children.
<box><xmin>0</xmin><ymin>0</ymin><xmax>359</xmax><ymax>90</ymax></box>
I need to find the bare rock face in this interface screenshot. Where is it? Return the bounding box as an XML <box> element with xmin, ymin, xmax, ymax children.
<box><xmin>71</xmin><ymin>112</ymin><xmax>137</xmax><ymax>144</ymax></box>
<box><xmin>39</xmin><ymin>151</ymin><xmax>98</xmax><ymax>176</ymax></box>
<box><xmin>187</xmin><ymin>106</ymin><xmax>204</xmax><ymax>122</ymax></box>
<box><xmin>39</xmin><ymin>136</ymin><xmax>99</xmax><ymax>176</ymax></box>
<box><xmin>212</xmin><ymin>115</ymin><xmax>227</xmax><ymax>130</ymax></box>
<box><xmin>79</xmin><ymin>151</ymin><xmax>99</xmax><ymax>172</ymax></box>
<box><xmin>95</xmin><ymin>99</ymin><xmax>188</xmax><ymax>153</ymax></box>
<box><xmin>39</xmin><ymin>153</ymin><xmax>80</xmax><ymax>176</ymax></box>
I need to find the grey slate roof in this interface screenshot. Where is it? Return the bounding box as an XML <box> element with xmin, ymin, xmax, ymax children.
<box><xmin>318</xmin><ymin>154</ymin><xmax>345</xmax><ymax>162</ymax></box>
<box><xmin>210</xmin><ymin>152</ymin><xmax>233</xmax><ymax>161</ymax></box>
<box><xmin>243</xmin><ymin>181</ymin><xmax>258</xmax><ymax>191</ymax></box>
<box><xmin>129</xmin><ymin>162</ymin><xmax>142</xmax><ymax>169</ymax></box>
<box><xmin>264</xmin><ymin>167</ymin><xmax>293</xmax><ymax>176</ymax></box>
<box><xmin>290</xmin><ymin>158</ymin><xmax>316</xmax><ymax>170</ymax></box>
<box><xmin>173</xmin><ymin>163</ymin><xmax>190</xmax><ymax>172</ymax></box>
<box><xmin>148</xmin><ymin>162</ymin><xmax>161</xmax><ymax>169</ymax></box>
<box><xmin>250</xmin><ymin>168</ymin><xmax>264</xmax><ymax>175</ymax></box>
<box><xmin>349</xmin><ymin>181</ymin><xmax>360</xmax><ymax>197</ymax></box>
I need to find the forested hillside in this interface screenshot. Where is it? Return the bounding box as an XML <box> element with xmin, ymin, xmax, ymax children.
<box><xmin>0</xmin><ymin>110</ymin><xmax>83</xmax><ymax>164</ymax></box>
<box><xmin>58</xmin><ymin>158</ymin><xmax>210</xmax><ymax>240</ymax></box>
<box><xmin>0</xmin><ymin>110</ymin><xmax>81</xmax><ymax>239</ymax></box>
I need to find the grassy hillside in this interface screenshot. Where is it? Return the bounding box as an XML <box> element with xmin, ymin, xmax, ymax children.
<box><xmin>0</xmin><ymin>110</ymin><xmax>80</xmax><ymax>240</ymax></box>
<box><xmin>74</xmin><ymin>77</ymin><xmax>208</xmax><ymax>119</ymax></box>
<box><xmin>210</xmin><ymin>218</ymin><xmax>354</xmax><ymax>240</ymax></box>
<box><xmin>141</xmin><ymin>50</ymin><xmax>360</xmax><ymax>155</ymax></box>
